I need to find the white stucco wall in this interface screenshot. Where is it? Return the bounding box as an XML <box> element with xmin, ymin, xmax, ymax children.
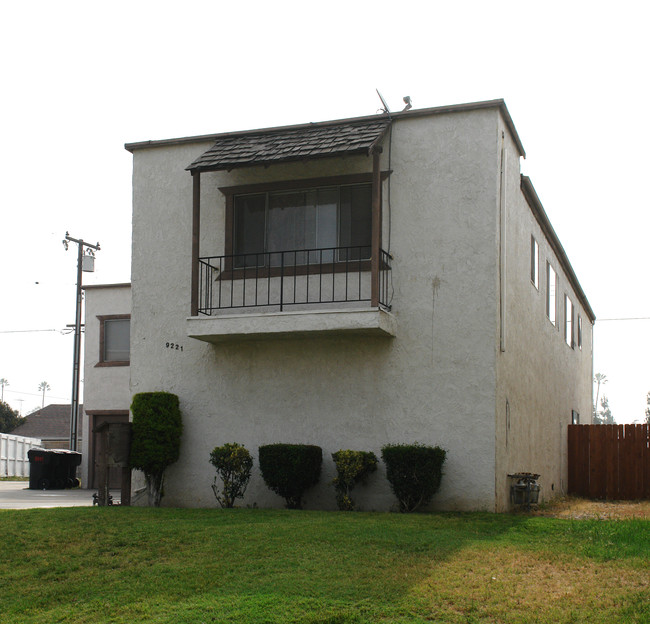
<box><xmin>494</xmin><ymin>118</ymin><xmax>594</xmax><ymax>510</ymax></box>
<box><xmin>81</xmin><ymin>284</ymin><xmax>132</xmax><ymax>487</ymax></box>
<box><xmin>128</xmin><ymin>109</ymin><xmax>504</xmax><ymax>511</ymax></box>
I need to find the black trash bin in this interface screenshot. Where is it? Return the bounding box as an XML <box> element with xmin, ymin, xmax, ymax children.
<box><xmin>28</xmin><ymin>449</ymin><xmax>82</xmax><ymax>490</ymax></box>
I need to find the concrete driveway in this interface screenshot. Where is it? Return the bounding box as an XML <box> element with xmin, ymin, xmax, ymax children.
<box><xmin>0</xmin><ymin>481</ymin><xmax>117</xmax><ymax>510</ymax></box>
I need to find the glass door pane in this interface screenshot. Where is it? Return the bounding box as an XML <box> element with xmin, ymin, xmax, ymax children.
<box><xmin>234</xmin><ymin>194</ymin><xmax>266</xmax><ymax>267</ymax></box>
<box><xmin>339</xmin><ymin>184</ymin><xmax>371</xmax><ymax>260</ymax></box>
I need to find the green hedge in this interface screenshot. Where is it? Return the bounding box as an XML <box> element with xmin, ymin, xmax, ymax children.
<box><xmin>258</xmin><ymin>444</ymin><xmax>322</xmax><ymax>509</ymax></box>
<box><xmin>381</xmin><ymin>443</ymin><xmax>446</xmax><ymax>512</ymax></box>
<box><xmin>331</xmin><ymin>450</ymin><xmax>378</xmax><ymax>511</ymax></box>
<box><xmin>129</xmin><ymin>392</ymin><xmax>183</xmax><ymax>507</ymax></box>
<box><xmin>209</xmin><ymin>443</ymin><xmax>253</xmax><ymax>508</ymax></box>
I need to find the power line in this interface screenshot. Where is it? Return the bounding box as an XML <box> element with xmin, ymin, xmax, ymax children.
<box><xmin>597</xmin><ymin>317</ymin><xmax>650</xmax><ymax>322</ymax></box>
<box><xmin>0</xmin><ymin>329</ymin><xmax>61</xmax><ymax>334</ymax></box>
<box><xmin>3</xmin><ymin>388</ymin><xmax>71</xmax><ymax>400</ymax></box>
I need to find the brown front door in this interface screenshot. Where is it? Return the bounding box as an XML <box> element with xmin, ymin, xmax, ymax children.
<box><xmin>91</xmin><ymin>413</ymin><xmax>129</xmax><ymax>489</ymax></box>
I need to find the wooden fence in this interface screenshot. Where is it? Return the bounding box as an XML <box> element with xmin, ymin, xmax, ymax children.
<box><xmin>568</xmin><ymin>424</ymin><xmax>650</xmax><ymax>500</ymax></box>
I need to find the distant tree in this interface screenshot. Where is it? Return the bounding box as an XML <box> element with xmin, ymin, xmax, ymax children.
<box><xmin>38</xmin><ymin>381</ymin><xmax>51</xmax><ymax>409</ymax></box>
<box><xmin>645</xmin><ymin>392</ymin><xmax>650</xmax><ymax>425</ymax></box>
<box><xmin>594</xmin><ymin>395</ymin><xmax>615</xmax><ymax>425</ymax></box>
<box><xmin>593</xmin><ymin>373</ymin><xmax>608</xmax><ymax>421</ymax></box>
<box><xmin>0</xmin><ymin>401</ymin><xmax>22</xmax><ymax>433</ymax></box>
<box><xmin>0</xmin><ymin>378</ymin><xmax>8</xmax><ymax>402</ymax></box>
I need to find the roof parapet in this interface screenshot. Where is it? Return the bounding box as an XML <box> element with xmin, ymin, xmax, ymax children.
<box><xmin>521</xmin><ymin>176</ymin><xmax>595</xmax><ymax>322</ymax></box>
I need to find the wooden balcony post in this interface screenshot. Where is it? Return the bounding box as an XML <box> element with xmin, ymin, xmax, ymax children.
<box><xmin>371</xmin><ymin>148</ymin><xmax>382</xmax><ymax>307</ymax></box>
<box><xmin>191</xmin><ymin>172</ymin><xmax>200</xmax><ymax>316</ymax></box>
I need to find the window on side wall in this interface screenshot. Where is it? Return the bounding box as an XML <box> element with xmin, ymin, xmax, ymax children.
<box><xmin>564</xmin><ymin>295</ymin><xmax>574</xmax><ymax>347</ymax></box>
<box><xmin>530</xmin><ymin>236</ymin><xmax>539</xmax><ymax>289</ymax></box>
<box><xmin>546</xmin><ymin>262</ymin><xmax>557</xmax><ymax>326</ymax></box>
<box><xmin>578</xmin><ymin>315</ymin><xmax>583</xmax><ymax>350</ymax></box>
<box><xmin>230</xmin><ymin>180</ymin><xmax>372</xmax><ymax>268</ymax></box>
<box><xmin>98</xmin><ymin>315</ymin><xmax>130</xmax><ymax>366</ymax></box>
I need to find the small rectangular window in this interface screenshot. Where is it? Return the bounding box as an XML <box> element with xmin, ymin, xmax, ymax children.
<box><xmin>564</xmin><ymin>295</ymin><xmax>574</xmax><ymax>347</ymax></box>
<box><xmin>98</xmin><ymin>316</ymin><xmax>130</xmax><ymax>365</ymax></box>
<box><xmin>578</xmin><ymin>315</ymin><xmax>583</xmax><ymax>350</ymax></box>
<box><xmin>546</xmin><ymin>263</ymin><xmax>557</xmax><ymax>325</ymax></box>
<box><xmin>104</xmin><ymin>319</ymin><xmax>130</xmax><ymax>361</ymax></box>
<box><xmin>572</xmin><ymin>410</ymin><xmax>580</xmax><ymax>425</ymax></box>
<box><xmin>530</xmin><ymin>236</ymin><xmax>539</xmax><ymax>289</ymax></box>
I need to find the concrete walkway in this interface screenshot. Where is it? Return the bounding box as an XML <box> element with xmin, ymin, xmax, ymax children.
<box><xmin>0</xmin><ymin>481</ymin><xmax>119</xmax><ymax>510</ymax></box>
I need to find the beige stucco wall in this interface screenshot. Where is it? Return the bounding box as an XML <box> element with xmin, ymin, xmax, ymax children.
<box><xmin>494</xmin><ymin>119</ymin><xmax>594</xmax><ymax>510</ymax></box>
<box><xmin>80</xmin><ymin>284</ymin><xmax>132</xmax><ymax>487</ymax></box>
<box><xmin>129</xmin><ymin>109</ymin><xmax>504</xmax><ymax>511</ymax></box>
<box><xmin>128</xmin><ymin>107</ymin><xmax>592</xmax><ymax>512</ymax></box>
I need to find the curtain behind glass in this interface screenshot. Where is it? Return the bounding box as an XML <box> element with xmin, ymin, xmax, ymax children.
<box><xmin>234</xmin><ymin>194</ymin><xmax>266</xmax><ymax>267</ymax></box>
<box><xmin>339</xmin><ymin>184</ymin><xmax>372</xmax><ymax>260</ymax></box>
<box><xmin>268</xmin><ymin>188</ymin><xmax>337</xmax><ymax>265</ymax></box>
<box><xmin>104</xmin><ymin>319</ymin><xmax>130</xmax><ymax>362</ymax></box>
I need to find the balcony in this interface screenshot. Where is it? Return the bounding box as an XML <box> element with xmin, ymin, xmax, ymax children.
<box><xmin>187</xmin><ymin>246</ymin><xmax>395</xmax><ymax>343</ymax></box>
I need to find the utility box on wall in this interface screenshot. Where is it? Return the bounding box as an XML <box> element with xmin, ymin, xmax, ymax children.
<box><xmin>508</xmin><ymin>472</ymin><xmax>541</xmax><ymax>508</ymax></box>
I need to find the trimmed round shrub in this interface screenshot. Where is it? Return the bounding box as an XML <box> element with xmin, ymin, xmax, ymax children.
<box><xmin>258</xmin><ymin>443</ymin><xmax>322</xmax><ymax>509</ymax></box>
<box><xmin>381</xmin><ymin>443</ymin><xmax>446</xmax><ymax>512</ymax></box>
<box><xmin>332</xmin><ymin>450</ymin><xmax>378</xmax><ymax>511</ymax></box>
<box><xmin>209</xmin><ymin>442</ymin><xmax>253</xmax><ymax>508</ymax></box>
<box><xmin>129</xmin><ymin>392</ymin><xmax>183</xmax><ymax>507</ymax></box>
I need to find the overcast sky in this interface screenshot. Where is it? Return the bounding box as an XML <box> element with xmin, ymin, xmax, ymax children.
<box><xmin>1</xmin><ymin>1</ymin><xmax>648</xmax><ymax>423</ymax></box>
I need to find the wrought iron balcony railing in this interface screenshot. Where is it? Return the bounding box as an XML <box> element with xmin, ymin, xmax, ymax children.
<box><xmin>198</xmin><ymin>246</ymin><xmax>392</xmax><ymax>314</ymax></box>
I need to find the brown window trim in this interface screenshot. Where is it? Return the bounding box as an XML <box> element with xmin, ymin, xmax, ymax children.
<box><xmin>220</xmin><ymin>171</ymin><xmax>390</xmax><ymax>260</ymax></box>
<box><xmin>97</xmin><ymin>314</ymin><xmax>130</xmax><ymax>367</ymax></box>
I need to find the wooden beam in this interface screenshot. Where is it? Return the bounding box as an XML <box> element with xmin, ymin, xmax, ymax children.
<box><xmin>371</xmin><ymin>149</ymin><xmax>382</xmax><ymax>307</ymax></box>
<box><xmin>191</xmin><ymin>172</ymin><xmax>200</xmax><ymax>316</ymax></box>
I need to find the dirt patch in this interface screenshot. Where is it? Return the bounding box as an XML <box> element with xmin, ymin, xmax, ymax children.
<box><xmin>528</xmin><ymin>496</ymin><xmax>650</xmax><ymax>520</ymax></box>
<box><xmin>412</xmin><ymin>545</ymin><xmax>649</xmax><ymax>621</ymax></box>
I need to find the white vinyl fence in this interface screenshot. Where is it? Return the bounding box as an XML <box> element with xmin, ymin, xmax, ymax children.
<box><xmin>1</xmin><ymin>433</ymin><xmax>42</xmax><ymax>477</ymax></box>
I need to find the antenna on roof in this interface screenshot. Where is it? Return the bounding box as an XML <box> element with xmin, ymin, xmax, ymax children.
<box><xmin>376</xmin><ymin>89</ymin><xmax>391</xmax><ymax>115</ymax></box>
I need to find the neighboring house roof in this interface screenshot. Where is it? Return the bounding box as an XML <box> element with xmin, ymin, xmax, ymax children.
<box><xmin>11</xmin><ymin>404</ymin><xmax>83</xmax><ymax>440</ymax></box>
<box><xmin>184</xmin><ymin>119</ymin><xmax>391</xmax><ymax>173</ymax></box>
<box><xmin>125</xmin><ymin>99</ymin><xmax>526</xmax><ymax>160</ymax></box>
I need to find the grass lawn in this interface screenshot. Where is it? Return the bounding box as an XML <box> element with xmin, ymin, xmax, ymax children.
<box><xmin>0</xmin><ymin>507</ymin><xmax>648</xmax><ymax>623</ymax></box>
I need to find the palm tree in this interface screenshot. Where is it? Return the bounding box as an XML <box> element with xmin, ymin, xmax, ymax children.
<box><xmin>593</xmin><ymin>373</ymin><xmax>607</xmax><ymax>421</ymax></box>
<box><xmin>38</xmin><ymin>381</ymin><xmax>51</xmax><ymax>409</ymax></box>
<box><xmin>0</xmin><ymin>378</ymin><xmax>8</xmax><ymax>402</ymax></box>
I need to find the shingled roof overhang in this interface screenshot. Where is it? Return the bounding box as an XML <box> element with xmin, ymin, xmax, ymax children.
<box><xmin>184</xmin><ymin>119</ymin><xmax>391</xmax><ymax>173</ymax></box>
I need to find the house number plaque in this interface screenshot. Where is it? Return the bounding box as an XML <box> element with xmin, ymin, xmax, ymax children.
<box><xmin>165</xmin><ymin>342</ymin><xmax>183</xmax><ymax>351</ymax></box>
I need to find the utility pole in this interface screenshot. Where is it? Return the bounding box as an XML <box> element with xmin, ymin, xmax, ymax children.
<box><xmin>63</xmin><ymin>233</ymin><xmax>100</xmax><ymax>452</ymax></box>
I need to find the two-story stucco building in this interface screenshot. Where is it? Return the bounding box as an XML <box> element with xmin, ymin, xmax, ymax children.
<box><xmin>80</xmin><ymin>283</ymin><xmax>131</xmax><ymax>489</ymax></box>
<box><xmin>123</xmin><ymin>99</ymin><xmax>594</xmax><ymax>511</ymax></box>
